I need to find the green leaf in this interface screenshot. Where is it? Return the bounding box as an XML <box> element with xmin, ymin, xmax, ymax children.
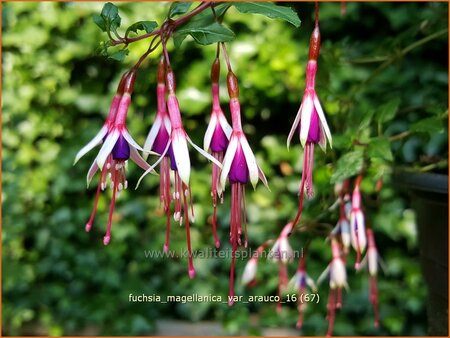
<box><xmin>331</xmin><ymin>149</ymin><xmax>364</xmax><ymax>183</ymax></box>
<box><xmin>232</xmin><ymin>2</ymin><xmax>301</xmax><ymax>27</ymax></box>
<box><xmin>376</xmin><ymin>98</ymin><xmax>401</xmax><ymax>123</ymax></box>
<box><xmin>125</xmin><ymin>21</ymin><xmax>158</xmax><ymax>37</ymax></box>
<box><xmin>93</xmin><ymin>14</ymin><xmax>107</xmax><ymax>32</ymax></box>
<box><xmin>100</xmin><ymin>2</ymin><xmax>121</xmax><ymax>32</ymax></box>
<box><xmin>174</xmin><ymin>22</ymin><xmax>235</xmax><ymax>46</ymax></box>
<box><xmin>368</xmin><ymin>137</ymin><xmax>393</xmax><ymax>161</ymax></box>
<box><xmin>410</xmin><ymin>116</ymin><xmax>444</xmax><ymax>133</ymax></box>
<box><xmin>168</xmin><ymin>2</ymin><xmax>193</xmax><ymax>18</ymax></box>
<box><xmin>109</xmin><ymin>49</ymin><xmax>129</xmax><ymax>62</ymax></box>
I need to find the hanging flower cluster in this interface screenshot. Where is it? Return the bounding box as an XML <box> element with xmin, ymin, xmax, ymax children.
<box><xmin>75</xmin><ymin>2</ymin><xmax>388</xmax><ymax>335</ymax></box>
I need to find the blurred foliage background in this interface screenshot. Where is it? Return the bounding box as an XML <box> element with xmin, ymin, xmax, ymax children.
<box><xmin>2</xmin><ymin>2</ymin><xmax>448</xmax><ymax>336</ymax></box>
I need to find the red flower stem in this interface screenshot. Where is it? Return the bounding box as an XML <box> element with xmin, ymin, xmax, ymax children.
<box><xmin>110</xmin><ymin>2</ymin><xmax>214</xmax><ymax>46</ymax></box>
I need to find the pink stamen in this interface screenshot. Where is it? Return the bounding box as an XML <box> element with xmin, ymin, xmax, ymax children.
<box><xmin>211</xmin><ymin>152</ymin><xmax>222</xmax><ymax>248</ymax></box>
<box><xmin>182</xmin><ymin>181</ymin><xmax>195</xmax><ymax>279</ymax></box>
<box><xmin>336</xmin><ymin>287</ymin><xmax>343</xmax><ymax>309</ymax></box>
<box><xmin>229</xmin><ymin>182</ymin><xmax>244</xmax><ymax>305</ymax></box>
<box><xmin>370</xmin><ymin>275</ymin><xmax>380</xmax><ymax>328</ymax></box>
<box><xmin>326</xmin><ymin>288</ymin><xmax>337</xmax><ymax>336</ymax></box>
<box><xmin>86</xmin><ymin>166</ymin><xmax>108</xmax><ymax>232</ymax></box>
<box><xmin>104</xmin><ymin>163</ymin><xmax>119</xmax><ymax>245</ymax></box>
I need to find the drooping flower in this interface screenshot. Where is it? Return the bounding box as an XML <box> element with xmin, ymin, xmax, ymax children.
<box><xmin>331</xmin><ymin>199</ymin><xmax>351</xmax><ymax>253</ymax></box>
<box><xmin>219</xmin><ymin>67</ymin><xmax>268</xmax><ymax>305</ymax></box>
<box><xmin>268</xmin><ymin>223</ymin><xmax>294</xmax><ymax>313</ymax></box>
<box><xmin>75</xmin><ymin>70</ymin><xmax>154</xmax><ymax>245</ymax></box>
<box><xmin>142</xmin><ymin>57</ymin><xmax>173</xmax><ymax>253</ymax></box>
<box><xmin>287</xmin><ymin>23</ymin><xmax>332</xmax><ymax>227</ymax></box>
<box><xmin>241</xmin><ymin>256</ymin><xmax>258</xmax><ymax>287</ymax></box>
<box><xmin>350</xmin><ymin>176</ymin><xmax>367</xmax><ymax>269</ymax></box>
<box><xmin>318</xmin><ymin>237</ymin><xmax>349</xmax><ymax>337</ymax></box>
<box><xmin>290</xmin><ymin>253</ymin><xmax>317</xmax><ymax>329</ymax></box>
<box><xmin>204</xmin><ymin>57</ymin><xmax>232</xmax><ymax>248</ymax></box>
<box><xmin>138</xmin><ymin>62</ymin><xmax>221</xmax><ymax>278</ymax></box>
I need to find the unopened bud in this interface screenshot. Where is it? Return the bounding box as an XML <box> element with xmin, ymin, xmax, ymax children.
<box><xmin>211</xmin><ymin>58</ymin><xmax>220</xmax><ymax>84</ymax></box>
<box><xmin>226</xmin><ymin>71</ymin><xmax>239</xmax><ymax>98</ymax></box>
<box><xmin>166</xmin><ymin>66</ymin><xmax>176</xmax><ymax>93</ymax></box>
<box><xmin>308</xmin><ymin>26</ymin><xmax>321</xmax><ymax>61</ymax></box>
<box><xmin>157</xmin><ymin>57</ymin><xmax>166</xmax><ymax>84</ymax></box>
<box><xmin>123</xmin><ymin>70</ymin><xmax>136</xmax><ymax>94</ymax></box>
<box><xmin>117</xmin><ymin>71</ymin><xmax>129</xmax><ymax>95</ymax></box>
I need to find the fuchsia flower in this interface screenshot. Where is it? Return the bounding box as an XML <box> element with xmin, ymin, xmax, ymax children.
<box><xmin>219</xmin><ymin>68</ymin><xmax>268</xmax><ymax>305</ymax></box>
<box><xmin>318</xmin><ymin>237</ymin><xmax>348</xmax><ymax>337</ymax></box>
<box><xmin>268</xmin><ymin>223</ymin><xmax>294</xmax><ymax>313</ymax></box>
<box><xmin>241</xmin><ymin>256</ymin><xmax>258</xmax><ymax>287</ymax></box>
<box><xmin>331</xmin><ymin>199</ymin><xmax>351</xmax><ymax>253</ymax></box>
<box><xmin>142</xmin><ymin>58</ymin><xmax>173</xmax><ymax>253</ymax></box>
<box><xmin>203</xmin><ymin>57</ymin><xmax>232</xmax><ymax>248</ymax></box>
<box><xmin>287</xmin><ymin>24</ymin><xmax>332</xmax><ymax>227</ymax></box>
<box><xmin>350</xmin><ymin>176</ymin><xmax>367</xmax><ymax>269</ymax></box>
<box><xmin>74</xmin><ymin>71</ymin><xmax>154</xmax><ymax>245</ymax></box>
<box><xmin>290</xmin><ymin>253</ymin><xmax>317</xmax><ymax>329</ymax></box>
<box><xmin>138</xmin><ymin>63</ymin><xmax>221</xmax><ymax>278</ymax></box>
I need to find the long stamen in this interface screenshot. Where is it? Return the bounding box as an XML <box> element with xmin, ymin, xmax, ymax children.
<box><xmin>326</xmin><ymin>288</ymin><xmax>337</xmax><ymax>336</ymax></box>
<box><xmin>104</xmin><ymin>164</ymin><xmax>119</xmax><ymax>245</ymax></box>
<box><xmin>162</xmin><ymin>158</ymin><xmax>171</xmax><ymax>252</ymax></box>
<box><xmin>229</xmin><ymin>183</ymin><xmax>238</xmax><ymax>305</ymax></box>
<box><xmin>182</xmin><ymin>182</ymin><xmax>195</xmax><ymax>279</ymax></box>
<box><xmin>370</xmin><ymin>276</ymin><xmax>379</xmax><ymax>328</ymax></box>
<box><xmin>291</xmin><ymin>146</ymin><xmax>308</xmax><ymax>228</ymax></box>
<box><xmin>85</xmin><ymin>166</ymin><xmax>107</xmax><ymax>232</ymax></box>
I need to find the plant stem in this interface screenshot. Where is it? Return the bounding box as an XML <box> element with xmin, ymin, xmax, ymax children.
<box><xmin>110</xmin><ymin>2</ymin><xmax>214</xmax><ymax>46</ymax></box>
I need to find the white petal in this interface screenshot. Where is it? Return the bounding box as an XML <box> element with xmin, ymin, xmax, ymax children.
<box><xmin>203</xmin><ymin>113</ymin><xmax>218</xmax><ymax>151</ymax></box>
<box><xmin>172</xmin><ymin>129</ymin><xmax>191</xmax><ymax>185</ymax></box>
<box><xmin>313</xmin><ymin>95</ymin><xmax>332</xmax><ymax>149</ymax></box>
<box><xmin>299</xmin><ymin>95</ymin><xmax>313</xmax><ymax>148</ymax></box>
<box><xmin>258</xmin><ymin>165</ymin><xmax>270</xmax><ymax>191</ymax></box>
<box><xmin>218</xmin><ymin>112</ymin><xmax>232</xmax><ymax>139</ymax></box>
<box><xmin>74</xmin><ymin>126</ymin><xmax>108</xmax><ymax>165</ymax></box>
<box><xmin>187</xmin><ymin>136</ymin><xmax>222</xmax><ymax>168</ymax></box>
<box><xmin>143</xmin><ymin>116</ymin><xmax>162</xmax><ymax>159</ymax></box>
<box><xmin>130</xmin><ymin>146</ymin><xmax>152</xmax><ymax>171</ymax></box>
<box><xmin>135</xmin><ymin>141</ymin><xmax>171</xmax><ymax>189</ymax></box>
<box><xmin>240</xmin><ymin>135</ymin><xmax>259</xmax><ymax>189</ymax></box>
<box><xmin>306</xmin><ymin>276</ymin><xmax>317</xmax><ymax>292</ymax></box>
<box><xmin>86</xmin><ymin>160</ymin><xmax>99</xmax><ymax>187</ymax></box>
<box><xmin>241</xmin><ymin>259</ymin><xmax>257</xmax><ymax>285</ymax></box>
<box><xmin>318</xmin><ymin>123</ymin><xmax>327</xmax><ymax>152</ymax></box>
<box><xmin>96</xmin><ymin>130</ymin><xmax>120</xmax><ymax>170</ymax></box>
<box><xmin>368</xmin><ymin>248</ymin><xmax>378</xmax><ymax>276</ymax></box>
<box><xmin>219</xmin><ymin>135</ymin><xmax>238</xmax><ymax>194</ymax></box>
<box><xmin>163</xmin><ymin>115</ymin><xmax>172</xmax><ymax>134</ymax></box>
<box><xmin>287</xmin><ymin>103</ymin><xmax>302</xmax><ymax>149</ymax></box>
<box><xmin>122</xmin><ymin>129</ymin><xmax>145</xmax><ymax>152</ymax></box>
<box><xmin>317</xmin><ymin>264</ymin><xmax>330</xmax><ymax>287</ymax></box>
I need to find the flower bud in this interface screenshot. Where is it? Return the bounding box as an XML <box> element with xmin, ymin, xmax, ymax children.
<box><xmin>123</xmin><ymin>70</ymin><xmax>136</xmax><ymax>94</ymax></box>
<box><xmin>226</xmin><ymin>71</ymin><xmax>239</xmax><ymax>99</ymax></box>
<box><xmin>211</xmin><ymin>58</ymin><xmax>220</xmax><ymax>84</ymax></box>
<box><xmin>157</xmin><ymin>57</ymin><xmax>166</xmax><ymax>85</ymax></box>
<box><xmin>117</xmin><ymin>71</ymin><xmax>129</xmax><ymax>95</ymax></box>
<box><xmin>308</xmin><ymin>26</ymin><xmax>321</xmax><ymax>61</ymax></box>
